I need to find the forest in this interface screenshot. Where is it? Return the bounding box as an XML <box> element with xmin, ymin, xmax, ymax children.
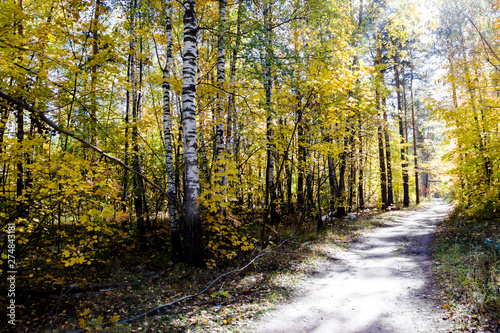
<box><xmin>1</xmin><ymin>0</ymin><xmax>500</xmax><ymax>331</ymax></box>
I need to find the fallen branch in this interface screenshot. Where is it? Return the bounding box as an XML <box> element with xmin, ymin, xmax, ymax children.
<box><xmin>0</xmin><ymin>90</ymin><xmax>180</xmax><ymax>211</ymax></box>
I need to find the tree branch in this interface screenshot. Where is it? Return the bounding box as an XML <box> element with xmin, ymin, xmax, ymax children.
<box><xmin>0</xmin><ymin>90</ymin><xmax>181</xmax><ymax>212</ymax></box>
<box><xmin>466</xmin><ymin>16</ymin><xmax>500</xmax><ymax>72</ymax></box>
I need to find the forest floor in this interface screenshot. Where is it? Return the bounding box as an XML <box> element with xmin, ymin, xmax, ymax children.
<box><xmin>11</xmin><ymin>200</ymin><xmax>487</xmax><ymax>332</ymax></box>
<box><xmin>249</xmin><ymin>200</ymin><xmax>456</xmax><ymax>333</ymax></box>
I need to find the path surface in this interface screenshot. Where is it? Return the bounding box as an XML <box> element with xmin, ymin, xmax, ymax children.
<box><xmin>252</xmin><ymin>200</ymin><xmax>454</xmax><ymax>333</ymax></box>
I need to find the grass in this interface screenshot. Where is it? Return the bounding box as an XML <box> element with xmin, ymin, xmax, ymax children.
<box><xmin>433</xmin><ymin>206</ymin><xmax>500</xmax><ymax>331</ymax></box>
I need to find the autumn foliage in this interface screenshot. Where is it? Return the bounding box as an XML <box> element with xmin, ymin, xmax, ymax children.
<box><xmin>0</xmin><ymin>0</ymin><xmax>458</xmax><ymax>329</ymax></box>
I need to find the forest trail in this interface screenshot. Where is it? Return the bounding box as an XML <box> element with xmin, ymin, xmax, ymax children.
<box><xmin>251</xmin><ymin>200</ymin><xmax>454</xmax><ymax>333</ymax></box>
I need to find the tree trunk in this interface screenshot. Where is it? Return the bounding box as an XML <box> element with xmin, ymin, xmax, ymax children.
<box><xmin>382</xmin><ymin>94</ymin><xmax>393</xmax><ymax>206</ymax></box>
<box><xmin>297</xmin><ymin>108</ymin><xmax>305</xmax><ymax>208</ymax></box>
<box><xmin>376</xmin><ymin>76</ymin><xmax>387</xmax><ymax>210</ymax></box>
<box><xmin>214</xmin><ymin>0</ymin><xmax>227</xmax><ymax>189</ymax></box>
<box><xmin>121</xmin><ymin>53</ymin><xmax>131</xmax><ymax>220</ymax></box>
<box><xmin>347</xmin><ymin>132</ymin><xmax>355</xmax><ymax>212</ymax></box>
<box><xmin>409</xmin><ymin>65</ymin><xmax>419</xmax><ymax>205</ymax></box>
<box><xmin>306</xmin><ymin>169</ymin><xmax>314</xmax><ymax>210</ymax></box>
<box><xmin>90</xmin><ymin>0</ymin><xmax>100</xmax><ymax>147</ymax></box>
<box><xmin>182</xmin><ymin>0</ymin><xmax>204</xmax><ymax>266</ymax></box>
<box><xmin>285</xmin><ymin>143</ymin><xmax>293</xmax><ymax>212</ymax></box>
<box><xmin>357</xmin><ymin>119</ymin><xmax>365</xmax><ymax>210</ymax></box>
<box><xmin>316</xmin><ymin>156</ymin><xmax>323</xmax><ymax>231</ymax></box>
<box><xmin>448</xmin><ymin>57</ymin><xmax>465</xmax><ymax>190</ymax></box>
<box><xmin>16</xmin><ymin>106</ymin><xmax>27</xmax><ymax>218</ymax></box>
<box><xmin>199</xmin><ymin>118</ymin><xmax>210</xmax><ymax>186</ymax></box>
<box><xmin>328</xmin><ymin>154</ymin><xmax>338</xmax><ymax>214</ymax></box>
<box><xmin>376</xmin><ymin>46</ymin><xmax>391</xmax><ymax>207</ymax></box>
<box><xmin>175</xmin><ymin>93</ymin><xmax>183</xmax><ymax>206</ymax></box>
<box><xmin>129</xmin><ymin>3</ymin><xmax>146</xmax><ymax>249</ymax></box>
<box><xmin>263</xmin><ymin>3</ymin><xmax>278</xmax><ymax>225</ymax></box>
<box><xmin>162</xmin><ymin>0</ymin><xmax>181</xmax><ymax>257</ymax></box>
<box><xmin>336</xmin><ymin>137</ymin><xmax>347</xmax><ymax>218</ymax></box>
<box><xmin>226</xmin><ymin>0</ymin><xmax>243</xmax><ymax>154</ymax></box>
<box><xmin>394</xmin><ymin>52</ymin><xmax>409</xmax><ymax>207</ymax></box>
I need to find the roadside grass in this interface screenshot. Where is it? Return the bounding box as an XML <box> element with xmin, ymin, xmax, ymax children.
<box><xmin>11</xmin><ymin>206</ymin><xmax>416</xmax><ymax>333</ymax></box>
<box><xmin>434</xmin><ymin>205</ymin><xmax>500</xmax><ymax>331</ymax></box>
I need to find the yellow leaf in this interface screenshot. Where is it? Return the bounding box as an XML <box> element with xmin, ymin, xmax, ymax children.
<box><xmin>102</xmin><ymin>206</ymin><xmax>114</xmax><ymax>219</ymax></box>
<box><xmin>78</xmin><ymin>318</ymin><xmax>86</xmax><ymax>329</ymax></box>
<box><xmin>109</xmin><ymin>315</ymin><xmax>120</xmax><ymax>324</ymax></box>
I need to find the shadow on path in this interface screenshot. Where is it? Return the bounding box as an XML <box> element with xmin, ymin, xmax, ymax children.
<box><xmin>251</xmin><ymin>200</ymin><xmax>454</xmax><ymax>333</ymax></box>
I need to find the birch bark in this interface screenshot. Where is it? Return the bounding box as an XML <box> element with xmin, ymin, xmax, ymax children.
<box><xmin>162</xmin><ymin>0</ymin><xmax>181</xmax><ymax>256</ymax></box>
<box><xmin>182</xmin><ymin>0</ymin><xmax>204</xmax><ymax>265</ymax></box>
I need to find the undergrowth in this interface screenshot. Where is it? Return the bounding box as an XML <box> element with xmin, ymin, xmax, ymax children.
<box><xmin>434</xmin><ymin>205</ymin><xmax>500</xmax><ymax>331</ymax></box>
<box><xmin>3</xmin><ymin>207</ymin><xmax>414</xmax><ymax>332</ymax></box>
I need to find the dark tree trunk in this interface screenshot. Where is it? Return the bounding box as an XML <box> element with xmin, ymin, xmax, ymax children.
<box><xmin>129</xmin><ymin>3</ymin><xmax>146</xmax><ymax>249</ymax></box>
<box><xmin>16</xmin><ymin>106</ymin><xmax>27</xmax><ymax>218</ymax></box>
<box><xmin>297</xmin><ymin>109</ymin><xmax>305</xmax><ymax>207</ymax></box>
<box><xmin>375</xmin><ymin>53</ymin><xmax>387</xmax><ymax>209</ymax></box>
<box><xmin>90</xmin><ymin>0</ymin><xmax>101</xmax><ymax>147</ymax></box>
<box><xmin>394</xmin><ymin>52</ymin><xmax>409</xmax><ymax>207</ymax></box>
<box><xmin>121</xmin><ymin>53</ymin><xmax>131</xmax><ymax>221</ymax></box>
<box><xmin>263</xmin><ymin>4</ymin><xmax>278</xmax><ymax>225</ymax></box>
<box><xmin>347</xmin><ymin>132</ymin><xmax>355</xmax><ymax>212</ymax></box>
<box><xmin>328</xmin><ymin>154</ymin><xmax>338</xmax><ymax>214</ymax></box>
<box><xmin>409</xmin><ymin>65</ymin><xmax>419</xmax><ymax>205</ymax></box>
<box><xmin>226</xmin><ymin>0</ymin><xmax>242</xmax><ymax>155</ymax></box>
<box><xmin>357</xmin><ymin>120</ymin><xmax>365</xmax><ymax>210</ymax></box>
<box><xmin>382</xmin><ymin>94</ymin><xmax>393</xmax><ymax>206</ymax></box>
<box><xmin>214</xmin><ymin>0</ymin><xmax>227</xmax><ymax>190</ymax></box>
<box><xmin>336</xmin><ymin>137</ymin><xmax>347</xmax><ymax>218</ymax></box>
<box><xmin>316</xmin><ymin>157</ymin><xmax>323</xmax><ymax>231</ymax></box>
<box><xmin>286</xmin><ymin>149</ymin><xmax>293</xmax><ymax>212</ymax></box>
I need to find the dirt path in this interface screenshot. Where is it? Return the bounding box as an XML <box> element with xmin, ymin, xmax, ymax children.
<box><xmin>251</xmin><ymin>200</ymin><xmax>454</xmax><ymax>333</ymax></box>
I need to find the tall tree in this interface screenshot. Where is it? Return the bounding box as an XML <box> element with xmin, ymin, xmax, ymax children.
<box><xmin>409</xmin><ymin>64</ymin><xmax>419</xmax><ymax>204</ymax></box>
<box><xmin>375</xmin><ymin>51</ymin><xmax>388</xmax><ymax>209</ymax></box>
<box><xmin>182</xmin><ymin>0</ymin><xmax>204</xmax><ymax>266</ymax></box>
<box><xmin>129</xmin><ymin>0</ymin><xmax>147</xmax><ymax>249</ymax></box>
<box><xmin>214</xmin><ymin>0</ymin><xmax>227</xmax><ymax>189</ymax></box>
<box><xmin>162</xmin><ymin>0</ymin><xmax>181</xmax><ymax>256</ymax></box>
<box><xmin>394</xmin><ymin>50</ymin><xmax>409</xmax><ymax>207</ymax></box>
<box><xmin>263</xmin><ymin>0</ymin><xmax>278</xmax><ymax>225</ymax></box>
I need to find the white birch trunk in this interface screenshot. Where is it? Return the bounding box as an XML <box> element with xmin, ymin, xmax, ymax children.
<box><xmin>162</xmin><ymin>0</ymin><xmax>181</xmax><ymax>255</ymax></box>
<box><xmin>182</xmin><ymin>0</ymin><xmax>204</xmax><ymax>265</ymax></box>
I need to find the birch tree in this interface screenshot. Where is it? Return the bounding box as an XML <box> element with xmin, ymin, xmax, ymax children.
<box><xmin>161</xmin><ymin>0</ymin><xmax>181</xmax><ymax>256</ymax></box>
<box><xmin>182</xmin><ymin>0</ymin><xmax>204</xmax><ymax>265</ymax></box>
